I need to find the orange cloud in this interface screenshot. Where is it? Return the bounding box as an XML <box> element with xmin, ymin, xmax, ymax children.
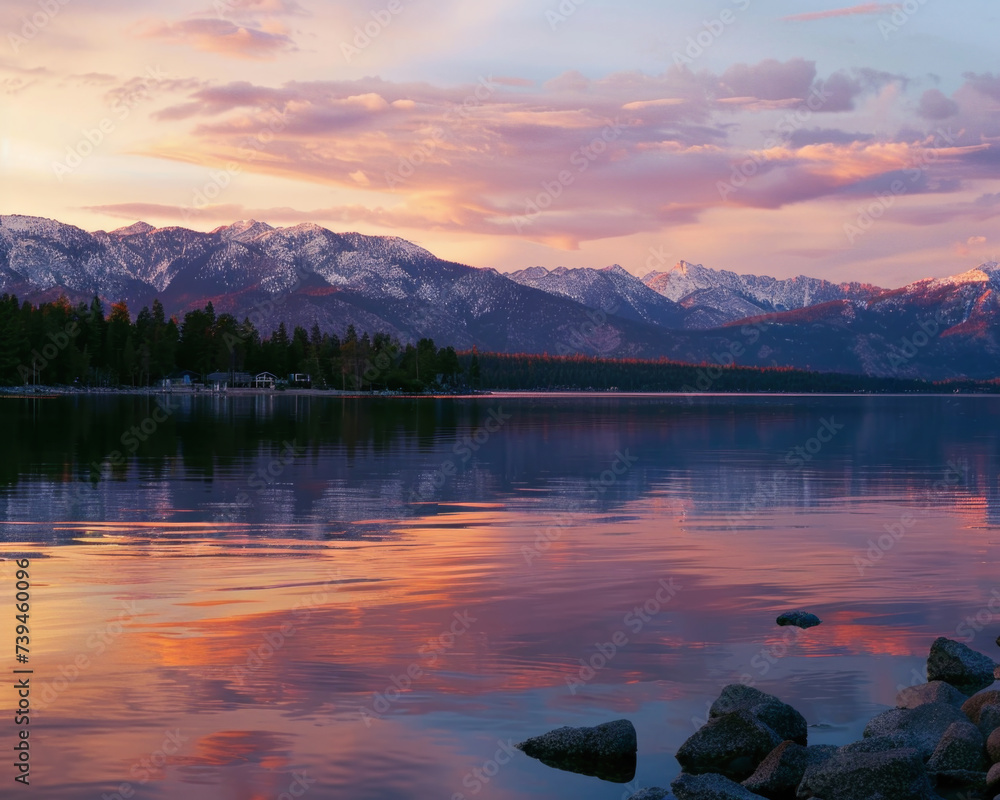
<box><xmin>138</xmin><ymin>18</ymin><xmax>297</xmax><ymax>59</ymax></box>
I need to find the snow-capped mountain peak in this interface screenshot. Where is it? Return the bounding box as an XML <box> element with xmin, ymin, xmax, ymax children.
<box><xmin>110</xmin><ymin>221</ymin><xmax>157</xmax><ymax>236</ymax></box>
<box><xmin>925</xmin><ymin>262</ymin><xmax>1000</xmax><ymax>290</ymax></box>
<box><xmin>212</xmin><ymin>219</ymin><xmax>276</xmax><ymax>242</ymax></box>
<box><xmin>641</xmin><ymin>259</ymin><xmax>883</xmax><ymax>324</ymax></box>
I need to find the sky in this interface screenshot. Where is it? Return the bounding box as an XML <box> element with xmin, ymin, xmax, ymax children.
<box><xmin>1</xmin><ymin>0</ymin><xmax>999</xmax><ymax>287</ymax></box>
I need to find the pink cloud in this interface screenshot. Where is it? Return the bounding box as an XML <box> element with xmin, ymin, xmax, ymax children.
<box><xmin>116</xmin><ymin>62</ymin><xmax>1000</xmax><ymax>249</ymax></box>
<box><xmin>138</xmin><ymin>18</ymin><xmax>296</xmax><ymax>59</ymax></box>
<box><xmin>781</xmin><ymin>3</ymin><xmax>900</xmax><ymax>22</ymax></box>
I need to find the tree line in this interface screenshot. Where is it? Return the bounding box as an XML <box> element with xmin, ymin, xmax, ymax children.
<box><xmin>0</xmin><ymin>295</ymin><xmax>465</xmax><ymax>391</ymax></box>
<box><xmin>456</xmin><ymin>351</ymin><xmax>1000</xmax><ymax>394</ymax></box>
<box><xmin>4</xmin><ymin>294</ymin><xmax>997</xmax><ymax>394</ymax></box>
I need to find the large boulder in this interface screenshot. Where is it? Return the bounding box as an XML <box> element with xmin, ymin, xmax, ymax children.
<box><xmin>796</xmin><ymin>748</ymin><xmax>942</xmax><ymax>800</ymax></box>
<box><xmin>927</xmin><ymin>637</ymin><xmax>998</xmax><ymax>695</ymax></box>
<box><xmin>776</xmin><ymin>611</ymin><xmax>821</xmax><ymax>629</ymax></box>
<box><xmin>988</xmin><ymin>761</ymin><xmax>1000</xmax><ymax>793</ymax></box>
<box><xmin>978</xmin><ymin>705</ymin><xmax>1000</xmax><ymax>739</ymax></box>
<box><xmin>840</xmin><ymin>734</ymin><xmax>919</xmax><ymax>755</ymax></box>
<box><xmin>896</xmin><ymin>681</ymin><xmax>968</xmax><ymax>709</ymax></box>
<box><xmin>709</xmin><ymin>685</ymin><xmax>808</xmax><ymax>745</ymax></box>
<box><xmin>742</xmin><ymin>742</ymin><xmax>835</xmax><ymax>800</ymax></box>
<box><xmin>676</xmin><ymin>709</ymin><xmax>783</xmax><ymax>781</ymax></box>
<box><xmin>988</xmin><ymin>727</ymin><xmax>1000</xmax><ymax>764</ymax></box>
<box><xmin>926</xmin><ymin>720</ymin><xmax>986</xmax><ymax>773</ymax></box>
<box><xmin>515</xmin><ymin>719</ymin><xmax>636</xmax><ymax>782</ymax></box>
<box><xmin>863</xmin><ymin>702</ymin><xmax>970</xmax><ymax>759</ymax></box>
<box><xmin>961</xmin><ymin>690</ymin><xmax>1000</xmax><ymax>725</ymax></box>
<box><xmin>671</xmin><ymin>773</ymin><xmax>768</xmax><ymax>800</ymax></box>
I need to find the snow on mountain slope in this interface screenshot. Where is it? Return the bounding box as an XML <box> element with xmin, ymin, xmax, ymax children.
<box><xmin>507</xmin><ymin>263</ymin><xmax>686</xmax><ymax>328</ymax></box>
<box><xmin>2</xmin><ymin>214</ymin><xmax>1000</xmax><ymax>379</ymax></box>
<box><xmin>642</xmin><ymin>260</ymin><xmax>883</xmax><ymax>325</ymax></box>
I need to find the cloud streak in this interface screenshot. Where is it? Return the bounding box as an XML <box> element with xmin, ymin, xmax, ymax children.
<box><xmin>781</xmin><ymin>3</ymin><xmax>900</xmax><ymax>22</ymax></box>
<box><xmin>138</xmin><ymin>18</ymin><xmax>297</xmax><ymax>59</ymax></box>
<box><xmin>76</xmin><ymin>60</ymin><xmax>992</xmax><ymax>250</ymax></box>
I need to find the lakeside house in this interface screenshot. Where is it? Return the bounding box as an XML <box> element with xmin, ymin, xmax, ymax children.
<box><xmin>162</xmin><ymin>369</ymin><xmax>200</xmax><ymax>388</ymax></box>
<box><xmin>207</xmin><ymin>371</ymin><xmax>253</xmax><ymax>390</ymax></box>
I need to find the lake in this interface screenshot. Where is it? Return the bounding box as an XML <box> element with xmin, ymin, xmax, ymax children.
<box><xmin>1</xmin><ymin>393</ymin><xmax>998</xmax><ymax>799</ymax></box>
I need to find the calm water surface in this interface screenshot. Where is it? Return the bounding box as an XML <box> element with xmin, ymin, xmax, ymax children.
<box><xmin>1</xmin><ymin>394</ymin><xmax>999</xmax><ymax>799</ymax></box>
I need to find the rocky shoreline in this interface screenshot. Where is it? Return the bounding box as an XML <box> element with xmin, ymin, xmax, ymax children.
<box><xmin>516</xmin><ymin>635</ymin><xmax>1000</xmax><ymax>800</ymax></box>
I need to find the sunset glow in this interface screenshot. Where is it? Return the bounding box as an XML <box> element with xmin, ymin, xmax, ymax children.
<box><xmin>4</xmin><ymin>1</ymin><xmax>999</xmax><ymax>286</ymax></box>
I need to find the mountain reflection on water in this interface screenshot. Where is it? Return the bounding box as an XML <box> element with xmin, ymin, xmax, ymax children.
<box><xmin>0</xmin><ymin>393</ymin><xmax>998</xmax><ymax>799</ymax></box>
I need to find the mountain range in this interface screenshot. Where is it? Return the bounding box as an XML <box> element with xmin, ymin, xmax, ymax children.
<box><xmin>1</xmin><ymin>214</ymin><xmax>999</xmax><ymax>380</ymax></box>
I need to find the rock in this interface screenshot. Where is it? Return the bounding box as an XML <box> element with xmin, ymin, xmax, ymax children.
<box><xmin>677</xmin><ymin>709</ymin><xmax>783</xmax><ymax>781</ymax></box>
<box><xmin>710</xmin><ymin>685</ymin><xmax>808</xmax><ymax>745</ymax></box>
<box><xmin>742</xmin><ymin>741</ymin><xmax>809</xmax><ymax>799</ymax></box>
<box><xmin>932</xmin><ymin>769</ymin><xmax>988</xmax><ymax>792</ymax></box>
<box><xmin>896</xmin><ymin>681</ymin><xmax>968</xmax><ymax>709</ymax></box>
<box><xmin>806</xmin><ymin>744</ymin><xmax>839</xmax><ymax>761</ymax></box>
<box><xmin>742</xmin><ymin>742</ymin><xmax>835</xmax><ymax>800</ymax></box>
<box><xmin>797</xmin><ymin>747</ymin><xmax>941</xmax><ymax>800</ymax></box>
<box><xmin>988</xmin><ymin>727</ymin><xmax>1000</xmax><ymax>764</ymax></box>
<box><xmin>927</xmin><ymin>637</ymin><xmax>998</xmax><ymax>695</ymax></box>
<box><xmin>628</xmin><ymin>789</ymin><xmax>672</xmax><ymax>800</ymax></box>
<box><xmin>926</xmin><ymin>720</ymin><xmax>986</xmax><ymax>773</ymax></box>
<box><xmin>979</xmin><ymin>705</ymin><xmax>1000</xmax><ymax>739</ymax></box>
<box><xmin>672</xmin><ymin>773</ymin><xmax>768</xmax><ymax>799</ymax></box>
<box><xmin>840</xmin><ymin>733</ymin><xmax>919</xmax><ymax>755</ymax></box>
<box><xmin>776</xmin><ymin>611</ymin><xmax>821</xmax><ymax>629</ymax></box>
<box><xmin>988</xmin><ymin>761</ymin><xmax>1000</xmax><ymax>793</ymax></box>
<box><xmin>961</xmin><ymin>690</ymin><xmax>1000</xmax><ymax>725</ymax></box>
<box><xmin>515</xmin><ymin>719</ymin><xmax>637</xmax><ymax>782</ymax></box>
<box><xmin>863</xmin><ymin>702</ymin><xmax>970</xmax><ymax>759</ymax></box>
